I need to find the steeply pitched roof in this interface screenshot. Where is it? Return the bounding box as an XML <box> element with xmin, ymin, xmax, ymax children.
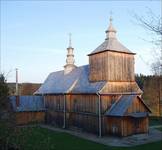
<box><xmin>10</xmin><ymin>96</ymin><xmax>45</xmax><ymax>112</ymax></box>
<box><xmin>88</xmin><ymin>18</ymin><xmax>135</xmax><ymax>56</ymax></box>
<box><xmin>72</xmin><ymin>65</ymin><xmax>106</xmax><ymax>93</ymax></box>
<box><xmin>88</xmin><ymin>38</ymin><xmax>135</xmax><ymax>55</ymax></box>
<box><xmin>105</xmin><ymin>95</ymin><xmax>135</xmax><ymax>116</ymax></box>
<box><xmin>105</xmin><ymin>95</ymin><xmax>150</xmax><ymax>117</ymax></box>
<box><xmin>35</xmin><ymin>65</ymin><xmax>106</xmax><ymax>95</ymax></box>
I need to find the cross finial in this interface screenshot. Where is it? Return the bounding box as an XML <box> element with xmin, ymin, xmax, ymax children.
<box><xmin>69</xmin><ymin>33</ymin><xmax>72</xmax><ymax>47</ymax></box>
<box><xmin>110</xmin><ymin>11</ymin><xmax>113</xmax><ymax>23</ymax></box>
<box><xmin>105</xmin><ymin>11</ymin><xmax>116</xmax><ymax>40</ymax></box>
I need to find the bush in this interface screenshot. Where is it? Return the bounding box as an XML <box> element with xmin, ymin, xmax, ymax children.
<box><xmin>0</xmin><ymin>74</ymin><xmax>17</xmax><ymax>150</ymax></box>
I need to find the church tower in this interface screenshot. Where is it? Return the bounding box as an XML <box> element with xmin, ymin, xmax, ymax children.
<box><xmin>88</xmin><ymin>17</ymin><xmax>135</xmax><ymax>82</ymax></box>
<box><xmin>64</xmin><ymin>33</ymin><xmax>77</xmax><ymax>74</ymax></box>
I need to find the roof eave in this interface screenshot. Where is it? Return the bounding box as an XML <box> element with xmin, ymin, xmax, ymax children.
<box><xmin>87</xmin><ymin>49</ymin><xmax>136</xmax><ymax>56</ymax></box>
<box><xmin>137</xmin><ymin>96</ymin><xmax>152</xmax><ymax>113</ymax></box>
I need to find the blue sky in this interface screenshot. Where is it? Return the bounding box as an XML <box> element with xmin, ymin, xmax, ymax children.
<box><xmin>0</xmin><ymin>0</ymin><xmax>161</xmax><ymax>83</ymax></box>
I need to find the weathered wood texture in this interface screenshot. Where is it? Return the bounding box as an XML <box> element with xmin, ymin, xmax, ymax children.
<box><xmin>127</xmin><ymin>96</ymin><xmax>148</xmax><ymax>113</ymax></box>
<box><xmin>121</xmin><ymin>117</ymin><xmax>148</xmax><ymax>136</ymax></box>
<box><xmin>44</xmin><ymin>95</ymin><xmax>64</xmax><ymax>126</ymax></box>
<box><xmin>45</xmin><ymin>95</ymin><xmax>64</xmax><ymax>111</ymax></box>
<box><xmin>45</xmin><ymin>94</ymin><xmax>122</xmax><ymax>115</ymax></box>
<box><xmin>103</xmin><ymin>116</ymin><xmax>121</xmax><ymax>136</ymax></box>
<box><xmin>68</xmin><ymin>94</ymin><xmax>98</xmax><ymax>113</ymax></box>
<box><xmin>44</xmin><ymin>94</ymin><xmax>99</xmax><ymax>132</ymax></box>
<box><xmin>100</xmin><ymin>81</ymin><xmax>142</xmax><ymax>94</ymax></box>
<box><xmin>45</xmin><ymin>111</ymin><xmax>64</xmax><ymax>127</ymax></box>
<box><xmin>100</xmin><ymin>95</ymin><xmax>120</xmax><ymax>113</ymax></box>
<box><xmin>142</xmin><ymin>76</ymin><xmax>162</xmax><ymax>116</ymax></box>
<box><xmin>44</xmin><ymin>94</ymin><xmax>149</xmax><ymax>136</ymax></box>
<box><xmin>16</xmin><ymin>111</ymin><xmax>45</xmax><ymax>125</ymax></box>
<box><xmin>45</xmin><ymin>94</ymin><xmax>98</xmax><ymax>113</ymax></box>
<box><xmin>103</xmin><ymin>116</ymin><xmax>148</xmax><ymax>136</ymax></box>
<box><xmin>102</xmin><ymin>96</ymin><xmax>149</xmax><ymax>136</ymax></box>
<box><xmin>68</xmin><ymin>113</ymin><xmax>99</xmax><ymax>134</ymax></box>
<box><xmin>89</xmin><ymin>51</ymin><xmax>135</xmax><ymax>82</ymax></box>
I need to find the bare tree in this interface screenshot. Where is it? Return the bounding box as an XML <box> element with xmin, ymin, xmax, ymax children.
<box><xmin>134</xmin><ymin>8</ymin><xmax>162</xmax><ymax>75</ymax></box>
<box><xmin>151</xmin><ymin>60</ymin><xmax>161</xmax><ymax>75</ymax></box>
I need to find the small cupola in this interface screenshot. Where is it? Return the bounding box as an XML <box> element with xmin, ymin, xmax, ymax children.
<box><xmin>64</xmin><ymin>33</ymin><xmax>77</xmax><ymax>74</ymax></box>
<box><xmin>105</xmin><ymin>16</ymin><xmax>117</xmax><ymax>40</ymax></box>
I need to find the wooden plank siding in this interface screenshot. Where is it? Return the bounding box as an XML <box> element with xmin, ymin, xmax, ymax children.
<box><xmin>103</xmin><ymin>116</ymin><xmax>149</xmax><ymax>136</ymax></box>
<box><xmin>126</xmin><ymin>97</ymin><xmax>148</xmax><ymax>114</ymax></box>
<box><xmin>100</xmin><ymin>81</ymin><xmax>142</xmax><ymax>94</ymax></box>
<box><xmin>16</xmin><ymin>111</ymin><xmax>45</xmax><ymax>125</ymax></box>
<box><xmin>121</xmin><ymin>117</ymin><xmax>149</xmax><ymax>136</ymax></box>
<box><xmin>44</xmin><ymin>94</ymin><xmax>99</xmax><ymax>130</ymax></box>
<box><xmin>100</xmin><ymin>95</ymin><xmax>121</xmax><ymax>113</ymax></box>
<box><xmin>45</xmin><ymin>111</ymin><xmax>64</xmax><ymax>127</ymax></box>
<box><xmin>45</xmin><ymin>95</ymin><xmax>64</xmax><ymax>111</ymax></box>
<box><xmin>68</xmin><ymin>94</ymin><xmax>98</xmax><ymax>113</ymax></box>
<box><xmin>44</xmin><ymin>95</ymin><xmax>64</xmax><ymax>127</ymax></box>
<box><xmin>68</xmin><ymin>113</ymin><xmax>99</xmax><ymax>134</ymax></box>
<box><xmin>44</xmin><ymin>94</ymin><xmax>149</xmax><ymax>136</ymax></box>
<box><xmin>89</xmin><ymin>51</ymin><xmax>135</xmax><ymax>82</ymax></box>
<box><xmin>44</xmin><ymin>94</ymin><xmax>98</xmax><ymax>113</ymax></box>
<box><xmin>102</xmin><ymin>116</ymin><xmax>122</xmax><ymax>136</ymax></box>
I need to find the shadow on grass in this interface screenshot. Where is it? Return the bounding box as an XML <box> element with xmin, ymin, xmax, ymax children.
<box><xmin>4</xmin><ymin>126</ymin><xmax>162</xmax><ymax>150</ymax></box>
<box><xmin>149</xmin><ymin>117</ymin><xmax>162</xmax><ymax>126</ymax></box>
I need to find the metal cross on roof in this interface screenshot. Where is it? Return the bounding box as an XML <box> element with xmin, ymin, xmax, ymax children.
<box><xmin>110</xmin><ymin>11</ymin><xmax>113</xmax><ymax>22</ymax></box>
<box><xmin>69</xmin><ymin>33</ymin><xmax>72</xmax><ymax>47</ymax></box>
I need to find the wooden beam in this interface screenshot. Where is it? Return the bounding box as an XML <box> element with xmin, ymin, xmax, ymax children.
<box><xmin>63</xmin><ymin>94</ymin><xmax>66</xmax><ymax>129</ymax></box>
<box><xmin>97</xmin><ymin>93</ymin><xmax>102</xmax><ymax>138</ymax></box>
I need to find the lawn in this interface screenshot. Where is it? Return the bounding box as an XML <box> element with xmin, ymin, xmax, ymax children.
<box><xmin>156</xmin><ymin>127</ymin><xmax>162</xmax><ymax>132</ymax></box>
<box><xmin>149</xmin><ymin>117</ymin><xmax>162</xmax><ymax>126</ymax></box>
<box><xmin>5</xmin><ymin>126</ymin><xmax>162</xmax><ymax>150</ymax></box>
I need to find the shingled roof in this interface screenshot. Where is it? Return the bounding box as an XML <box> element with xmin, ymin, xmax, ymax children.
<box><xmin>105</xmin><ymin>95</ymin><xmax>151</xmax><ymax>117</ymax></box>
<box><xmin>35</xmin><ymin>65</ymin><xmax>106</xmax><ymax>95</ymax></box>
<box><xmin>88</xmin><ymin>18</ymin><xmax>135</xmax><ymax>56</ymax></box>
<box><xmin>10</xmin><ymin>96</ymin><xmax>45</xmax><ymax>112</ymax></box>
<box><xmin>89</xmin><ymin>38</ymin><xmax>135</xmax><ymax>55</ymax></box>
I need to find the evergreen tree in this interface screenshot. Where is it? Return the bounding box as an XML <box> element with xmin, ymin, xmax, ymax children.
<box><xmin>0</xmin><ymin>74</ymin><xmax>9</xmax><ymax>110</ymax></box>
<box><xmin>0</xmin><ymin>74</ymin><xmax>16</xmax><ymax>150</ymax></box>
<box><xmin>135</xmin><ymin>74</ymin><xmax>146</xmax><ymax>90</ymax></box>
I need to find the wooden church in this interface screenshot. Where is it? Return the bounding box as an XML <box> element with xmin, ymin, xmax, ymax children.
<box><xmin>35</xmin><ymin>17</ymin><xmax>151</xmax><ymax>137</ymax></box>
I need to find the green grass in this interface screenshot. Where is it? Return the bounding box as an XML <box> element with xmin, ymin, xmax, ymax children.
<box><xmin>156</xmin><ymin>127</ymin><xmax>162</xmax><ymax>132</ymax></box>
<box><xmin>149</xmin><ymin>117</ymin><xmax>162</xmax><ymax>126</ymax></box>
<box><xmin>6</xmin><ymin>126</ymin><xmax>162</xmax><ymax>150</ymax></box>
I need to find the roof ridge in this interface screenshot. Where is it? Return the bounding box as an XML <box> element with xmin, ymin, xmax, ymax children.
<box><xmin>137</xmin><ymin>96</ymin><xmax>152</xmax><ymax>113</ymax></box>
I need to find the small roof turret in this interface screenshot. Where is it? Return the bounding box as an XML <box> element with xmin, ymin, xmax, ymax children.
<box><xmin>105</xmin><ymin>16</ymin><xmax>117</xmax><ymax>39</ymax></box>
<box><xmin>64</xmin><ymin>33</ymin><xmax>77</xmax><ymax>74</ymax></box>
<box><xmin>68</xmin><ymin>33</ymin><xmax>72</xmax><ymax>48</ymax></box>
<box><xmin>88</xmin><ymin>17</ymin><xmax>135</xmax><ymax>56</ymax></box>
